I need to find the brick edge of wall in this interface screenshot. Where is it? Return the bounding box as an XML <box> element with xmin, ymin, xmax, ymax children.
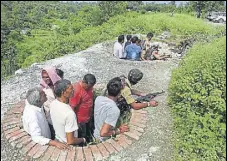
<box><xmin>1</xmin><ymin>100</ymin><xmax>149</xmax><ymax>161</ymax></box>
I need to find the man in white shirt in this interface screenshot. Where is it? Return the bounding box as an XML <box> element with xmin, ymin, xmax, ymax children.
<box><xmin>22</xmin><ymin>87</ymin><xmax>69</xmax><ymax>150</ymax></box>
<box><xmin>50</xmin><ymin>79</ymin><xmax>86</xmax><ymax>145</ymax></box>
<box><xmin>113</xmin><ymin>35</ymin><xmax>125</xmax><ymax>59</ymax></box>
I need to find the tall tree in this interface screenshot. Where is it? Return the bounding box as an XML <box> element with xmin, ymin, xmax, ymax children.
<box><xmin>98</xmin><ymin>1</ymin><xmax>127</xmax><ymax>23</ymax></box>
<box><xmin>170</xmin><ymin>1</ymin><xmax>176</xmax><ymax>6</ymax></box>
<box><xmin>189</xmin><ymin>1</ymin><xmax>226</xmax><ymax>18</ymax></box>
<box><xmin>126</xmin><ymin>1</ymin><xmax>143</xmax><ymax>10</ymax></box>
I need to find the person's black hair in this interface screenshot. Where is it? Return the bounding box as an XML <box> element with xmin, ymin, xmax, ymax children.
<box><xmin>56</xmin><ymin>68</ymin><xmax>64</xmax><ymax>79</ymax></box>
<box><xmin>83</xmin><ymin>74</ymin><xmax>96</xmax><ymax>85</ymax></box>
<box><xmin>118</xmin><ymin>35</ymin><xmax>125</xmax><ymax>43</ymax></box>
<box><xmin>107</xmin><ymin>77</ymin><xmax>122</xmax><ymax>97</ymax></box>
<box><xmin>126</xmin><ymin>35</ymin><xmax>132</xmax><ymax>41</ymax></box>
<box><xmin>137</xmin><ymin>39</ymin><xmax>141</xmax><ymax>43</ymax></box>
<box><xmin>147</xmin><ymin>32</ymin><xmax>153</xmax><ymax>38</ymax></box>
<box><xmin>54</xmin><ymin>79</ymin><xmax>71</xmax><ymax>97</ymax></box>
<box><xmin>128</xmin><ymin>69</ymin><xmax>143</xmax><ymax>85</ymax></box>
<box><xmin>131</xmin><ymin>36</ymin><xmax>138</xmax><ymax>43</ymax></box>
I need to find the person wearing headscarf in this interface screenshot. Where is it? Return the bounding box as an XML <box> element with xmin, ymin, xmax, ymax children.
<box><xmin>40</xmin><ymin>66</ymin><xmax>62</xmax><ymax>139</ymax></box>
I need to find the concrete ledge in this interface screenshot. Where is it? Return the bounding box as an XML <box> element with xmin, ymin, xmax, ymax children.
<box><xmin>1</xmin><ymin>100</ymin><xmax>149</xmax><ymax>161</ymax></box>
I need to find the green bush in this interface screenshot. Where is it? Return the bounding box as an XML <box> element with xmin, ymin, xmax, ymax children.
<box><xmin>16</xmin><ymin>12</ymin><xmax>225</xmax><ymax>68</ymax></box>
<box><xmin>168</xmin><ymin>37</ymin><xmax>226</xmax><ymax>160</ymax></box>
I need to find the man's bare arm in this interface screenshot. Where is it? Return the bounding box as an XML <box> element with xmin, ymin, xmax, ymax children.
<box><xmin>131</xmin><ymin>89</ymin><xmax>145</xmax><ymax>96</ymax></box>
<box><xmin>66</xmin><ymin>132</ymin><xmax>85</xmax><ymax>145</ymax></box>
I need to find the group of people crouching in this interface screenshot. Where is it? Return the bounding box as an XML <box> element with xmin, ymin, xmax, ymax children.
<box><xmin>114</xmin><ymin>32</ymin><xmax>171</xmax><ymax>61</ymax></box>
<box><xmin>22</xmin><ymin>67</ymin><xmax>158</xmax><ymax>150</ymax></box>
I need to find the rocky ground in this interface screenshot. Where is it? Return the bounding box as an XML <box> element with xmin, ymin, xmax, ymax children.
<box><xmin>1</xmin><ymin>39</ymin><xmax>180</xmax><ymax>161</ymax></box>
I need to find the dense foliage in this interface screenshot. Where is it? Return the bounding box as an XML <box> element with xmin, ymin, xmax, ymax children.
<box><xmin>168</xmin><ymin>37</ymin><xmax>226</xmax><ymax>160</ymax></box>
<box><xmin>1</xmin><ymin>1</ymin><xmax>226</xmax><ymax>78</ymax></box>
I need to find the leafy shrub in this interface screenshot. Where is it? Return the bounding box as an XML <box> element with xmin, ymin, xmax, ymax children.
<box><xmin>16</xmin><ymin>12</ymin><xmax>225</xmax><ymax>68</ymax></box>
<box><xmin>168</xmin><ymin>36</ymin><xmax>226</xmax><ymax>160</ymax></box>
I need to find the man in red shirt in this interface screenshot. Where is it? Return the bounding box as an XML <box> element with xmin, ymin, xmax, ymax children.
<box><xmin>69</xmin><ymin>74</ymin><xmax>96</xmax><ymax>144</ymax></box>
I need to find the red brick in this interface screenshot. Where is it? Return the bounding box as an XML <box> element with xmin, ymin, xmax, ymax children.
<box><xmin>5</xmin><ymin>129</ymin><xmax>24</xmax><ymax>140</ymax></box>
<box><xmin>120</xmin><ymin>135</ymin><xmax>132</xmax><ymax>145</ymax></box>
<box><xmin>89</xmin><ymin>145</ymin><xmax>102</xmax><ymax>161</ymax></box>
<box><xmin>16</xmin><ymin>136</ymin><xmax>32</xmax><ymax>148</ymax></box>
<box><xmin>27</xmin><ymin>143</ymin><xmax>42</xmax><ymax>157</ymax></box>
<box><xmin>3</xmin><ymin>123</ymin><xmax>19</xmax><ymax>131</ymax></box>
<box><xmin>131</xmin><ymin>129</ymin><xmax>142</xmax><ymax>136</ymax></box>
<box><xmin>83</xmin><ymin>146</ymin><xmax>93</xmax><ymax>161</ymax></box>
<box><xmin>114</xmin><ymin>136</ymin><xmax>129</xmax><ymax>149</ymax></box>
<box><xmin>3</xmin><ymin>120</ymin><xmax>21</xmax><ymax>128</ymax></box>
<box><xmin>11</xmin><ymin>107</ymin><xmax>24</xmax><ymax>114</ymax></box>
<box><xmin>4</xmin><ymin>127</ymin><xmax>20</xmax><ymax>135</ymax></box>
<box><xmin>106</xmin><ymin>139</ymin><xmax>123</xmax><ymax>152</ymax></box>
<box><xmin>97</xmin><ymin>143</ymin><xmax>110</xmax><ymax>159</ymax></box>
<box><xmin>58</xmin><ymin>149</ymin><xmax>68</xmax><ymax>161</ymax></box>
<box><xmin>10</xmin><ymin>135</ymin><xmax>28</xmax><ymax>147</ymax></box>
<box><xmin>130</xmin><ymin>122</ymin><xmax>146</xmax><ymax>128</ymax></box>
<box><xmin>124</xmin><ymin>131</ymin><xmax>140</xmax><ymax>140</ymax></box>
<box><xmin>2</xmin><ymin>115</ymin><xmax>15</xmax><ymax>121</ymax></box>
<box><xmin>2</xmin><ymin>117</ymin><xmax>20</xmax><ymax>123</ymax></box>
<box><xmin>114</xmin><ymin>138</ymin><xmax>128</xmax><ymax>148</ymax></box>
<box><xmin>129</xmin><ymin>125</ymin><xmax>144</xmax><ymax>133</ymax></box>
<box><xmin>12</xmin><ymin>108</ymin><xmax>24</xmax><ymax>114</ymax></box>
<box><xmin>33</xmin><ymin>145</ymin><xmax>49</xmax><ymax>159</ymax></box>
<box><xmin>13</xmin><ymin>103</ymin><xmax>22</xmax><ymax>108</ymax></box>
<box><xmin>21</xmin><ymin>141</ymin><xmax>37</xmax><ymax>155</ymax></box>
<box><xmin>66</xmin><ymin>147</ymin><xmax>76</xmax><ymax>161</ymax></box>
<box><xmin>9</xmin><ymin>131</ymin><xmax>27</xmax><ymax>142</ymax></box>
<box><xmin>40</xmin><ymin>146</ymin><xmax>56</xmax><ymax>161</ymax></box>
<box><xmin>102</xmin><ymin>141</ymin><xmax>117</xmax><ymax>154</ymax></box>
<box><xmin>50</xmin><ymin>147</ymin><xmax>61</xmax><ymax>161</ymax></box>
<box><xmin>76</xmin><ymin>147</ymin><xmax>84</xmax><ymax>161</ymax></box>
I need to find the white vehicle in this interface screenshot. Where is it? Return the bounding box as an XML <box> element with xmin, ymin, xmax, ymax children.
<box><xmin>206</xmin><ymin>12</ymin><xmax>226</xmax><ymax>23</ymax></box>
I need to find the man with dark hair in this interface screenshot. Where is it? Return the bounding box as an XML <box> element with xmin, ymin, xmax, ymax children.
<box><xmin>94</xmin><ymin>77</ymin><xmax>129</xmax><ymax>142</ymax></box>
<box><xmin>50</xmin><ymin>79</ymin><xmax>86</xmax><ymax>145</ymax></box>
<box><xmin>120</xmin><ymin>69</ymin><xmax>158</xmax><ymax>110</ymax></box>
<box><xmin>141</xmin><ymin>32</ymin><xmax>171</xmax><ymax>60</ymax></box>
<box><xmin>114</xmin><ymin>69</ymin><xmax>158</xmax><ymax>124</ymax></box>
<box><xmin>141</xmin><ymin>32</ymin><xmax>154</xmax><ymax>60</ymax></box>
<box><xmin>136</xmin><ymin>39</ymin><xmax>143</xmax><ymax>50</ymax></box>
<box><xmin>69</xmin><ymin>74</ymin><xmax>96</xmax><ymax>143</ymax></box>
<box><xmin>113</xmin><ymin>35</ymin><xmax>125</xmax><ymax>59</ymax></box>
<box><xmin>124</xmin><ymin>34</ymin><xmax>132</xmax><ymax>50</ymax></box>
<box><xmin>125</xmin><ymin>36</ymin><xmax>142</xmax><ymax>61</ymax></box>
<box><xmin>56</xmin><ymin>68</ymin><xmax>64</xmax><ymax>79</ymax></box>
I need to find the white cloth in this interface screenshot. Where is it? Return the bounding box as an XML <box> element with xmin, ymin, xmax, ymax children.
<box><xmin>113</xmin><ymin>41</ymin><xmax>124</xmax><ymax>58</ymax></box>
<box><xmin>22</xmin><ymin>101</ymin><xmax>51</xmax><ymax>145</ymax></box>
<box><xmin>50</xmin><ymin>99</ymin><xmax>78</xmax><ymax>143</ymax></box>
<box><xmin>43</xmin><ymin>87</ymin><xmax>55</xmax><ymax>125</ymax></box>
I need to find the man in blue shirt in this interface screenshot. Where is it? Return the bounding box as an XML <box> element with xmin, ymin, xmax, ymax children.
<box><xmin>125</xmin><ymin>36</ymin><xmax>141</xmax><ymax>61</ymax></box>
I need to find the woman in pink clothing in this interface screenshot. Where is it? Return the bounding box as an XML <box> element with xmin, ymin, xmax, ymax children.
<box><xmin>40</xmin><ymin>67</ymin><xmax>61</xmax><ymax>90</ymax></box>
<box><xmin>40</xmin><ymin>66</ymin><xmax>62</xmax><ymax>139</ymax></box>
